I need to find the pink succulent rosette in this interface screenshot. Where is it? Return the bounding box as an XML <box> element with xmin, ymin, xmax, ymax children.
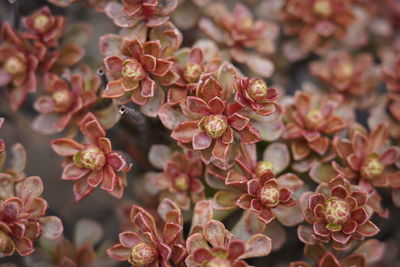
<box><xmin>51</xmin><ymin>113</ymin><xmax>130</xmax><ymax>201</ymax></box>
<box><xmin>107</xmin><ymin>200</ymin><xmax>186</xmax><ymax>267</ymax></box>
<box><xmin>233</xmin><ymin>76</ymin><xmax>280</xmax><ymax>116</ymax></box>
<box><xmin>199</xmin><ymin>3</ymin><xmax>278</xmax><ymax>77</ymax></box>
<box><xmin>185</xmin><ymin>220</ymin><xmax>272</xmax><ymax>267</ymax></box>
<box><xmin>283</xmin><ymin>91</ymin><xmax>347</xmax><ymax>160</ymax></box>
<box><xmin>103</xmin><ymin>38</ymin><xmax>178</xmax><ymax>106</ymax></box>
<box><xmin>33</xmin><ymin>72</ymin><xmax>98</xmax><ymax>134</ymax></box>
<box><xmin>0</xmin><ymin>176</ymin><xmax>63</xmax><ymax>257</ymax></box>
<box><xmin>0</xmin><ymin>23</ymin><xmax>38</xmax><ymax>111</ymax></box>
<box><xmin>22</xmin><ymin>6</ymin><xmax>66</xmax><ymax>47</ymax></box>
<box><xmin>105</xmin><ymin>0</ymin><xmax>178</xmax><ymax>28</ymax></box>
<box><xmin>281</xmin><ymin>0</ymin><xmax>355</xmax><ymax>53</ymax></box>
<box><xmin>310</xmin><ymin>50</ymin><xmax>379</xmax><ymax>107</ymax></box>
<box><xmin>299</xmin><ymin>177</ymin><xmax>379</xmax><ymax>251</ymax></box>
<box><xmin>171</xmin><ymin>90</ymin><xmax>262</xmax><ymax>163</ymax></box>
<box><xmin>150</xmin><ymin>149</ymin><xmax>205</xmax><ymax>210</ymax></box>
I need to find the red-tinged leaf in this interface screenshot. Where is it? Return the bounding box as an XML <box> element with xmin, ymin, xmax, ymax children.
<box><xmin>40</xmin><ymin>216</ymin><xmax>63</xmax><ymax>240</ymax></box>
<box><xmin>380</xmin><ymin>147</ymin><xmax>398</xmax><ymax>165</ymax></box>
<box><xmin>240</xmin><ymin>234</ymin><xmax>272</xmax><ymax>259</ymax></box>
<box><xmin>51</xmin><ymin>138</ymin><xmax>83</xmax><ymax>156</ymax></box>
<box><xmin>297</xmin><ymin>225</ymin><xmax>316</xmax><ymax>245</ymax></box>
<box><xmin>103</xmin><ymin>80</ymin><xmax>125</xmax><ymax>98</ymax></box>
<box><xmin>263</xmin><ymin>143</ymin><xmax>290</xmax><ymax>175</ymax></box>
<box><xmin>107</xmin><ymin>244</ymin><xmax>131</xmax><ymax>261</ymax></box>
<box><xmin>212</xmin><ymin>139</ymin><xmax>230</xmax><ymax>162</ymax></box>
<box><xmin>104</xmin><ymin>56</ymin><xmax>123</xmax><ymax>72</ymax></box>
<box><xmin>119</xmin><ymin>231</ymin><xmax>141</xmax><ymax>248</ymax></box>
<box><xmin>213</xmin><ymin>190</ymin><xmax>239</xmax><ymax>209</ymax></box>
<box><xmin>99</xmin><ymin>34</ymin><xmax>123</xmax><ymax>56</ymax></box>
<box><xmin>171</xmin><ymin>121</ymin><xmax>201</xmax><ymax>143</ymax></box>
<box><xmin>320</xmin><ymin>252</ymin><xmax>340</xmax><ymax>267</ymax></box>
<box><xmin>367</xmin><ymin>123</ymin><xmax>388</xmax><ymax>153</ymax></box>
<box><xmin>356</xmin><ymin>221</ymin><xmax>379</xmax><ymax>237</ymax></box>
<box><xmin>73</xmin><ymin>178</ymin><xmax>95</xmax><ymax>201</ymax></box>
<box><xmin>193</xmin><ymin>132</ymin><xmax>212</xmax><ymax>150</ymax></box>
<box><xmin>203</xmin><ymin>220</ymin><xmax>225</xmax><ymax>248</ymax></box>
<box><xmin>229</xmin><ymin>113</ymin><xmax>249</xmax><ymax>131</ymax></box>
<box><xmin>57</xmin><ymin>44</ymin><xmax>85</xmax><ymax>67</ymax></box>
<box><xmin>187</xmin><ymin>96</ymin><xmax>210</xmax><ymax>115</ymax></box>
<box><xmin>62</xmin><ymin>163</ymin><xmax>90</xmax><ymax>180</ymax></box>
<box><xmin>238</xmin><ymin>125</ymin><xmax>262</xmax><ymax>144</ymax></box>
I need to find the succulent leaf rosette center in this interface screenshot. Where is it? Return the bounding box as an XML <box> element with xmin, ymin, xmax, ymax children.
<box><xmin>183</xmin><ymin>62</ymin><xmax>203</xmax><ymax>83</ymax></box>
<box><xmin>205</xmin><ymin>258</ymin><xmax>233</xmax><ymax>267</ymax></box>
<box><xmin>200</xmin><ymin>114</ymin><xmax>228</xmax><ymax>139</ymax></box>
<box><xmin>324</xmin><ymin>197</ymin><xmax>350</xmax><ymax>227</ymax></box>
<box><xmin>74</xmin><ymin>144</ymin><xmax>106</xmax><ymax>171</ymax></box>
<box><xmin>255</xmin><ymin>161</ymin><xmax>274</xmax><ymax>178</ymax></box>
<box><xmin>313</xmin><ymin>0</ymin><xmax>332</xmax><ymax>17</ymax></box>
<box><xmin>52</xmin><ymin>89</ymin><xmax>73</xmax><ymax>112</ymax></box>
<box><xmin>248</xmin><ymin>79</ymin><xmax>269</xmax><ymax>103</ymax></box>
<box><xmin>173</xmin><ymin>173</ymin><xmax>190</xmax><ymax>191</ymax></box>
<box><xmin>4</xmin><ymin>57</ymin><xmax>26</xmax><ymax>75</ymax></box>
<box><xmin>122</xmin><ymin>59</ymin><xmax>145</xmax><ymax>81</ymax></box>
<box><xmin>260</xmin><ymin>185</ymin><xmax>280</xmax><ymax>207</ymax></box>
<box><xmin>129</xmin><ymin>242</ymin><xmax>157</xmax><ymax>266</ymax></box>
<box><xmin>305</xmin><ymin>109</ymin><xmax>324</xmax><ymax>129</ymax></box>
<box><xmin>361</xmin><ymin>154</ymin><xmax>384</xmax><ymax>180</ymax></box>
<box><xmin>334</xmin><ymin>60</ymin><xmax>354</xmax><ymax>81</ymax></box>
<box><xmin>33</xmin><ymin>14</ymin><xmax>52</xmax><ymax>33</ymax></box>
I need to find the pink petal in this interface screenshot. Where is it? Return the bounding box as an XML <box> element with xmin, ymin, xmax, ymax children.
<box><xmin>62</xmin><ymin>163</ymin><xmax>90</xmax><ymax>180</ymax></box>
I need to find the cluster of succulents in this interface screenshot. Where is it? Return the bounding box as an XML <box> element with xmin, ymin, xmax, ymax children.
<box><xmin>0</xmin><ymin>0</ymin><xmax>400</xmax><ymax>266</ymax></box>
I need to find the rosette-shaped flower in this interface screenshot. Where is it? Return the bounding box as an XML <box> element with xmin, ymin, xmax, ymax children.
<box><xmin>105</xmin><ymin>0</ymin><xmax>178</xmax><ymax>28</ymax></box>
<box><xmin>171</xmin><ymin>78</ymin><xmax>262</xmax><ymax>163</ymax></box>
<box><xmin>108</xmin><ymin>200</ymin><xmax>186</xmax><ymax>266</ymax></box>
<box><xmin>25</xmin><ymin>219</ymin><xmax>116</xmax><ymax>267</ymax></box>
<box><xmin>0</xmin><ymin>176</ymin><xmax>63</xmax><ymax>257</ymax></box>
<box><xmin>0</xmin><ymin>23</ymin><xmax>38</xmax><ymax>110</ymax></box>
<box><xmin>185</xmin><ymin>220</ymin><xmax>272</xmax><ymax>267</ymax></box>
<box><xmin>22</xmin><ymin>6</ymin><xmax>66</xmax><ymax>47</ymax></box>
<box><xmin>103</xmin><ymin>38</ymin><xmax>178</xmax><ymax>106</ymax></box>
<box><xmin>233</xmin><ymin>76</ymin><xmax>280</xmax><ymax>116</ymax></box>
<box><xmin>310</xmin><ymin>51</ymin><xmax>379</xmax><ymax>107</ymax></box>
<box><xmin>33</xmin><ymin>72</ymin><xmax>98</xmax><ymax>134</ymax></box>
<box><xmin>292</xmin><ymin>239</ymin><xmax>385</xmax><ymax>267</ymax></box>
<box><xmin>333</xmin><ymin>123</ymin><xmax>400</xmax><ymax>189</ymax></box>
<box><xmin>283</xmin><ymin>91</ymin><xmax>346</xmax><ymax>160</ymax></box>
<box><xmin>199</xmin><ymin>3</ymin><xmax>278</xmax><ymax>77</ymax></box>
<box><xmin>299</xmin><ymin>177</ymin><xmax>379</xmax><ymax>250</ymax></box>
<box><xmin>150</xmin><ymin>147</ymin><xmax>205</xmax><ymax>210</ymax></box>
<box><xmin>281</xmin><ymin>0</ymin><xmax>355</xmax><ymax>53</ymax></box>
<box><xmin>51</xmin><ymin>113</ymin><xmax>130</xmax><ymax>201</ymax></box>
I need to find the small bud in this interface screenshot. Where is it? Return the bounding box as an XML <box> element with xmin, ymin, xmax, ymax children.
<box><xmin>173</xmin><ymin>173</ymin><xmax>190</xmax><ymax>191</ymax></box>
<box><xmin>305</xmin><ymin>109</ymin><xmax>324</xmax><ymax>129</ymax></box>
<box><xmin>183</xmin><ymin>62</ymin><xmax>203</xmax><ymax>83</ymax></box>
<box><xmin>255</xmin><ymin>161</ymin><xmax>274</xmax><ymax>177</ymax></box>
<box><xmin>205</xmin><ymin>258</ymin><xmax>233</xmax><ymax>267</ymax></box>
<box><xmin>334</xmin><ymin>60</ymin><xmax>354</xmax><ymax>81</ymax></box>
<box><xmin>74</xmin><ymin>145</ymin><xmax>106</xmax><ymax>171</ymax></box>
<box><xmin>122</xmin><ymin>59</ymin><xmax>145</xmax><ymax>81</ymax></box>
<box><xmin>4</xmin><ymin>56</ymin><xmax>26</xmax><ymax>75</ymax></box>
<box><xmin>260</xmin><ymin>185</ymin><xmax>279</xmax><ymax>207</ymax></box>
<box><xmin>52</xmin><ymin>89</ymin><xmax>72</xmax><ymax>112</ymax></box>
<box><xmin>200</xmin><ymin>115</ymin><xmax>228</xmax><ymax>139</ymax></box>
<box><xmin>33</xmin><ymin>14</ymin><xmax>52</xmax><ymax>33</ymax></box>
<box><xmin>129</xmin><ymin>242</ymin><xmax>157</xmax><ymax>266</ymax></box>
<box><xmin>361</xmin><ymin>154</ymin><xmax>384</xmax><ymax>180</ymax></box>
<box><xmin>324</xmin><ymin>197</ymin><xmax>350</xmax><ymax>225</ymax></box>
<box><xmin>248</xmin><ymin>79</ymin><xmax>268</xmax><ymax>103</ymax></box>
<box><xmin>313</xmin><ymin>0</ymin><xmax>332</xmax><ymax>17</ymax></box>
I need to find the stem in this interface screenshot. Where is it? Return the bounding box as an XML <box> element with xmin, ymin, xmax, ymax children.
<box><xmin>9</xmin><ymin>0</ymin><xmax>20</xmax><ymax>30</ymax></box>
<box><xmin>119</xmin><ymin>105</ymin><xmax>149</xmax><ymax>150</ymax></box>
<box><xmin>96</xmin><ymin>67</ymin><xmax>108</xmax><ymax>89</ymax></box>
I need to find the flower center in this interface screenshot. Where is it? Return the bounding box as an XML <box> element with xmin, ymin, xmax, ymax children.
<box><xmin>361</xmin><ymin>154</ymin><xmax>384</xmax><ymax>180</ymax></box>
<box><xmin>33</xmin><ymin>14</ymin><xmax>51</xmax><ymax>33</ymax></box>
<box><xmin>183</xmin><ymin>62</ymin><xmax>203</xmax><ymax>83</ymax></box>
<box><xmin>334</xmin><ymin>61</ymin><xmax>353</xmax><ymax>81</ymax></box>
<box><xmin>4</xmin><ymin>57</ymin><xmax>26</xmax><ymax>75</ymax></box>
<box><xmin>313</xmin><ymin>0</ymin><xmax>332</xmax><ymax>17</ymax></box>
<box><xmin>74</xmin><ymin>145</ymin><xmax>106</xmax><ymax>171</ymax></box>
<box><xmin>255</xmin><ymin>161</ymin><xmax>274</xmax><ymax>177</ymax></box>
<box><xmin>248</xmin><ymin>79</ymin><xmax>268</xmax><ymax>103</ymax></box>
<box><xmin>324</xmin><ymin>198</ymin><xmax>350</xmax><ymax>225</ymax></box>
<box><xmin>205</xmin><ymin>258</ymin><xmax>233</xmax><ymax>267</ymax></box>
<box><xmin>201</xmin><ymin>115</ymin><xmax>228</xmax><ymax>139</ymax></box>
<box><xmin>260</xmin><ymin>185</ymin><xmax>279</xmax><ymax>207</ymax></box>
<box><xmin>305</xmin><ymin>109</ymin><xmax>324</xmax><ymax>129</ymax></box>
<box><xmin>52</xmin><ymin>89</ymin><xmax>72</xmax><ymax>112</ymax></box>
<box><xmin>174</xmin><ymin>173</ymin><xmax>190</xmax><ymax>191</ymax></box>
<box><xmin>122</xmin><ymin>59</ymin><xmax>145</xmax><ymax>81</ymax></box>
<box><xmin>129</xmin><ymin>242</ymin><xmax>157</xmax><ymax>266</ymax></box>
